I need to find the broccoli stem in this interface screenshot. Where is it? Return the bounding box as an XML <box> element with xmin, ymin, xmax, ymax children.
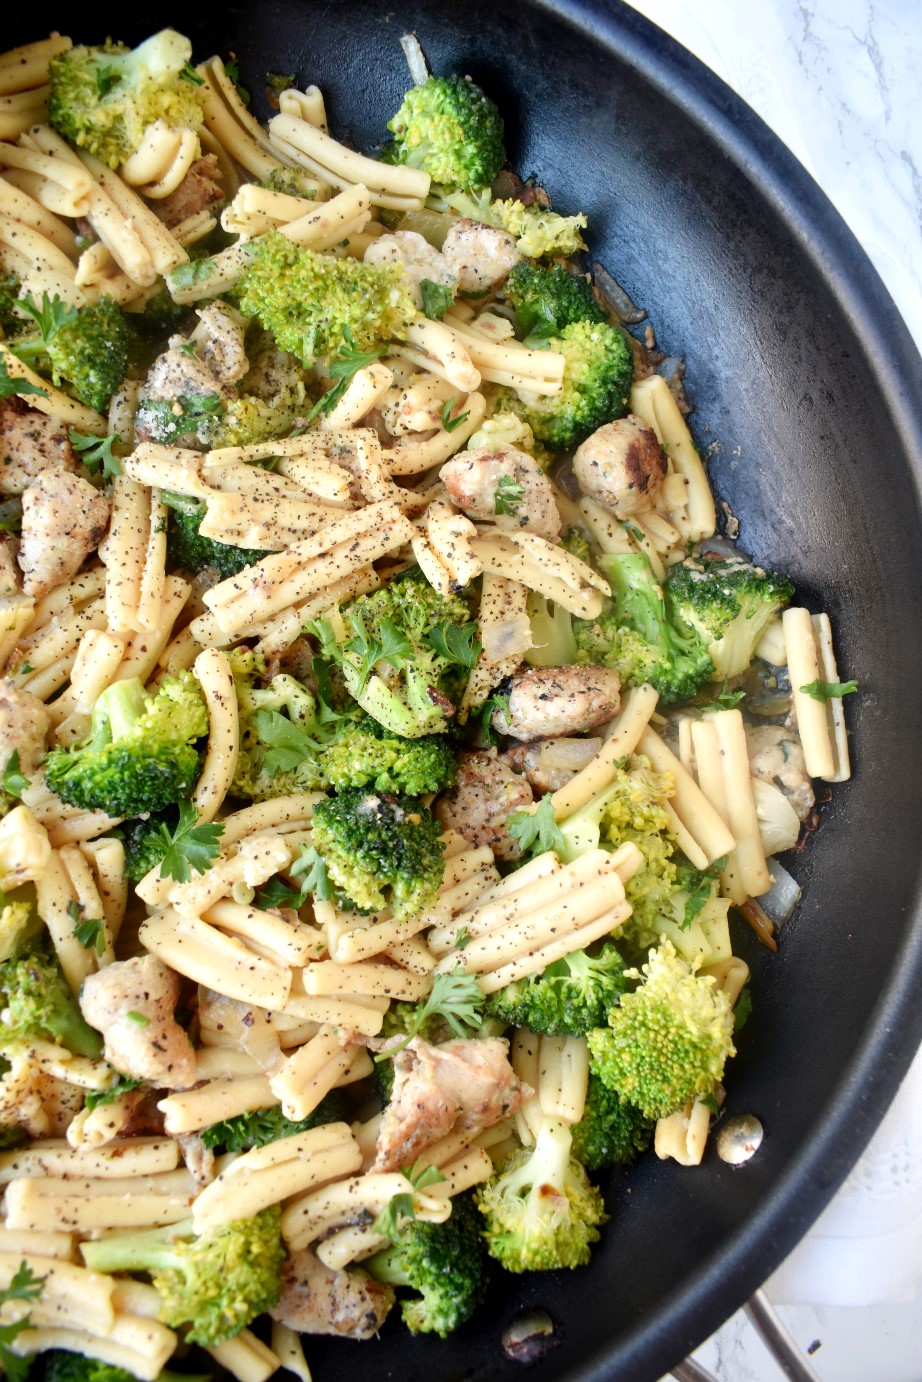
<box><xmin>81</xmin><ymin>1218</ymin><xmax>194</xmax><ymax>1275</ymax></box>
<box><xmin>94</xmin><ymin>679</ymin><xmax>148</xmax><ymax>744</ymax></box>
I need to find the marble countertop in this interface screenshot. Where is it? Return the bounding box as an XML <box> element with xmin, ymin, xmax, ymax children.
<box><xmin>619</xmin><ymin>2</ymin><xmax>922</xmax><ymax>1379</ymax></box>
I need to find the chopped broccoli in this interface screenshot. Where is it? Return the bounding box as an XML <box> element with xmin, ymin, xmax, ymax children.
<box><xmin>498</xmin><ymin>319</ymin><xmax>633</xmax><ymax>451</ymax></box>
<box><xmin>571</xmin><ymin>1070</ymin><xmax>654</xmax><ymax>1170</ymax></box>
<box><xmin>43</xmin><ymin>1351</ymin><xmax>198</xmax><ymax>1382</ymax></box>
<box><xmin>308</xmin><ymin>570</ymin><xmax>473</xmax><ymax>738</ymax></box>
<box><xmin>44</xmin><ymin>671</ymin><xmax>208</xmax><ymax>818</ymax></box>
<box><xmin>116</xmin><ymin>811</ymin><xmax>175</xmax><ymax>882</ymax></box>
<box><xmin>665</xmin><ymin>556</ymin><xmax>796</xmax><ymax>682</ymax></box>
<box><xmin>231</xmin><ymin>660</ymin><xmax>457</xmax><ymax>802</ymax></box>
<box><xmin>163</xmin><ymin>491</ymin><xmax>267</xmax><ymax>580</ymax></box>
<box><xmin>587</xmin><ymin>941</ymin><xmax>736</xmax><ymax>1120</ymax></box>
<box><xmin>575</xmin><ymin>551</ymin><xmax>714</xmax><ymax>703</ymax></box>
<box><xmin>436</xmin><ymin>189</ymin><xmax>588</xmax><ymax>259</ymax></box>
<box><xmin>366</xmin><ymin>1193</ymin><xmax>489</xmax><ymax>1336</ymax></box>
<box><xmin>201</xmin><ymin>1091</ymin><xmax>346</xmax><ymax>1152</ymax></box>
<box><xmin>48</xmin><ymin>29</ymin><xmax>205</xmax><ymax>169</ymax></box>
<box><xmin>560</xmin><ymin>526</ymin><xmax>595</xmax><ymax>565</ymax></box>
<box><xmin>12</xmin><ymin>294</ymin><xmax>128</xmax><ymax>412</ymax></box>
<box><xmin>237</xmin><ymin>230</ymin><xmax>416</xmax><ymax>365</ymax></box>
<box><xmin>0</xmin><ymin>930</ymin><xmax>102</xmax><ymax>1059</ymax></box>
<box><xmin>475</xmin><ymin>1115</ymin><xmax>607</xmax><ymax>1272</ymax></box>
<box><xmin>311</xmin><ymin>788</ymin><xmax>445</xmax><ymax>920</ymax></box>
<box><xmin>211</xmin><ymin>344</ymin><xmax>308</xmax><ymax>447</ymax></box>
<box><xmin>0</xmin><ymin>899</ymin><xmax>37</xmax><ymax>964</ymax></box>
<box><xmin>505</xmin><ymin>262</ymin><xmax>605</xmax><ymax>341</ymax></box>
<box><xmin>81</xmin><ymin>1209</ymin><xmax>284</xmax><ymax>1345</ymax></box>
<box><xmin>386</xmin><ymin>76</ymin><xmax>505</xmax><ymax>192</ymax></box>
<box><xmin>485</xmin><ymin>941</ymin><xmax>628</xmax><ymax>1037</ymax></box>
<box><xmin>466</xmin><ymin>411</ymin><xmax>536</xmax><ymax>455</ymax></box>
<box><xmin>0</xmin><ymin>275</ymin><xmax>24</xmax><ymax>335</ymax></box>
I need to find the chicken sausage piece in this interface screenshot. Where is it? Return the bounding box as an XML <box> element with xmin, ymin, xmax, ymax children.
<box><xmin>374</xmin><ymin>1036</ymin><xmax>531</xmax><ymax>1172</ymax></box>
<box><xmin>271</xmin><ymin>1249</ymin><xmax>394</xmax><ymax>1340</ymax></box>
<box><xmin>572</xmin><ymin>414</ymin><xmax>667</xmax><ymax>518</ymax></box>
<box><xmin>18</xmin><ymin>471</ymin><xmax>109</xmax><ymax>598</ymax></box>
<box><xmin>149</xmin><ymin>154</ymin><xmax>224</xmax><ymax>229</ymax></box>
<box><xmin>79</xmin><ymin>955</ymin><xmax>197</xmax><ymax>1090</ymax></box>
<box><xmin>746</xmin><ymin>724</ymin><xmax>815</xmax><ymax>821</ymax></box>
<box><xmin>435</xmin><ymin>748</ymin><xmax>534</xmax><ymax>861</ymax></box>
<box><xmin>194</xmin><ymin>302</ymin><xmax>249</xmax><ymax>386</ymax></box>
<box><xmin>0</xmin><ymin>679</ymin><xmax>49</xmax><ymax>775</ymax></box>
<box><xmin>135</xmin><ymin>345</ymin><xmax>234</xmax><ymax>448</ymax></box>
<box><xmin>0</xmin><ymin>400</ymin><xmax>76</xmax><ymax>495</ymax></box>
<box><xmin>441</xmin><ymin>217</ymin><xmax>520</xmax><ymax>294</ymax></box>
<box><xmin>441</xmin><ymin>445</ymin><xmax>561</xmax><ymax>540</ymax></box>
<box><xmin>364</xmin><ymin>230</ymin><xmax>457</xmax><ymax>310</ymax></box>
<box><xmin>491</xmin><ymin>665</ymin><xmax>621</xmax><ymax>741</ymax></box>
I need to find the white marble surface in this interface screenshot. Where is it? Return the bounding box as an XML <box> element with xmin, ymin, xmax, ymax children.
<box><xmin>621</xmin><ymin>2</ymin><xmax>922</xmax><ymax>1379</ymax></box>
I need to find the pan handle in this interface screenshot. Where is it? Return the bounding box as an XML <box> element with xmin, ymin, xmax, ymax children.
<box><xmin>670</xmin><ymin>1291</ymin><xmax>824</xmax><ymax>1382</ymax></box>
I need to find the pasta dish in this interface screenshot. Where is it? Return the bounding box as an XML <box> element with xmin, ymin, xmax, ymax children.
<box><xmin>0</xmin><ymin>26</ymin><xmax>855</xmax><ymax>1381</ymax></box>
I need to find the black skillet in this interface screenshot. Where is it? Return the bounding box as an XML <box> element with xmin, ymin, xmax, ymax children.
<box><xmin>12</xmin><ymin>2</ymin><xmax>922</xmax><ymax>1378</ymax></box>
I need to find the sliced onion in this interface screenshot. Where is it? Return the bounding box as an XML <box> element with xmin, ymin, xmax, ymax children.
<box><xmin>752</xmin><ymin>778</ymin><xmax>801</xmax><ymax>856</ymax></box>
<box><xmin>539</xmin><ymin>736</ymin><xmax>601</xmax><ymax>771</ymax></box>
<box><xmin>592</xmin><ymin>260</ymin><xmax>647</xmax><ymax>324</ymax></box>
<box><xmin>400</xmin><ymin>33</ymin><xmax>430</xmax><ymax>86</ymax></box>
<box><xmin>759</xmin><ymin>858</ymin><xmax>802</xmax><ymax>928</ymax></box>
<box><xmin>482</xmin><ymin>612</ymin><xmax>532</xmax><ymax>661</ymax></box>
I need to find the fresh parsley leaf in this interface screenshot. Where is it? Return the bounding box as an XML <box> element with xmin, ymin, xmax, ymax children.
<box><xmin>289</xmin><ymin>844</ymin><xmax>333</xmax><ymax>902</ymax></box>
<box><xmin>252</xmin><ymin>709</ymin><xmax>318</xmax><ymax>773</ymax></box>
<box><xmin>341</xmin><ymin>614</ymin><xmax>411</xmax><ymax>695</ymax></box>
<box><xmin>700</xmin><ymin>1091</ymin><xmax>720</xmax><ymax>1115</ymax></box>
<box><xmin>84</xmin><ymin>1073</ymin><xmax>141</xmax><ymax>1110</ymax></box>
<box><xmin>303</xmin><ymin>329</ymin><xmax>388</xmax><ymax>425</ymax></box>
<box><xmin>181</xmin><ymin>62</ymin><xmax>204</xmax><ymax>85</ymax></box>
<box><xmin>682</xmin><ymin>872</ymin><xmax>716</xmax><ymax>929</ymax></box>
<box><xmin>419</xmin><ymin>279</ymin><xmax>455</xmax><ymax>320</ymax></box>
<box><xmin>2</xmin><ymin>750</ymin><xmax>28</xmax><ymax>800</ymax></box>
<box><xmin>734</xmin><ymin>987</ymin><xmax>753</xmax><ymax>1031</ymax></box>
<box><xmin>479</xmin><ymin>690</ymin><xmax>511</xmax><ymax>745</ymax></box>
<box><xmin>0</xmin><ymin>499</ymin><xmax>21</xmax><ymax>534</ymax></box>
<box><xmin>494</xmin><ymin>475</ymin><xmax>526</xmax><ymax>515</ymax></box>
<box><xmin>0</xmin><ymin>357</ymin><xmax>47</xmax><ymax>400</ymax></box>
<box><xmin>454</xmin><ymin>926</ymin><xmax>472</xmax><ymax>950</ymax></box>
<box><xmin>0</xmin><ymin>1260</ymin><xmax>45</xmax><ymax>1382</ymax></box>
<box><xmin>799</xmin><ymin>678</ymin><xmax>859</xmax><ymax>702</ymax></box>
<box><xmin>257</xmin><ymin>875</ymin><xmax>310</xmax><ymax>909</ymax></box>
<box><xmin>126</xmin><ymin>1010</ymin><xmax>150</xmax><ymax>1026</ymax></box>
<box><xmin>69</xmin><ymin>430</ymin><xmax>123</xmax><ymax>480</ymax></box>
<box><xmin>224</xmin><ymin>55</ymin><xmax>250</xmax><ymax>104</ymax></box>
<box><xmin>508</xmin><ymin>794</ymin><xmax>565</xmax><ymax>859</ymax></box>
<box><xmin>426</xmin><ymin>619</ymin><xmax>481</xmax><ymax>668</ymax></box>
<box><xmin>18</xmin><ymin>292</ymin><xmax>76</xmax><ymax>345</ymax></box>
<box><xmin>156</xmin><ymin>800</ymin><xmax>224</xmax><ymax>883</ymax></box>
<box><xmin>375</xmin><ymin>970</ymin><xmax>486</xmax><ymax>1062</ymax></box>
<box><xmin>68</xmin><ymin>900</ymin><xmax>105</xmax><ymax>956</ymax></box>
<box><xmin>169</xmin><ymin>258</ymin><xmax>219</xmax><ymax>290</ymax></box>
<box><xmin>373</xmin><ymin>1159</ymin><xmax>447</xmax><ymax>1237</ymax></box>
<box><xmin>700</xmin><ymin>682</ymin><xmax>746</xmax><ymax>712</ymax></box>
<box><xmin>441</xmin><ymin>395</ymin><xmax>470</xmax><ymax>433</ymax></box>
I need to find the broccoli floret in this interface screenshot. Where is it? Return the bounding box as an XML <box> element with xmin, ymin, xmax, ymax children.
<box><xmin>12</xmin><ymin>295</ymin><xmax>129</xmax><ymax>412</ymax></box>
<box><xmin>560</xmin><ymin>526</ymin><xmax>594</xmax><ymax>565</ymax></box>
<box><xmin>0</xmin><ymin>274</ymin><xmax>24</xmax><ymax>335</ymax></box>
<box><xmin>587</xmin><ymin>941</ymin><xmax>736</xmax><ymax>1120</ymax></box>
<box><xmin>0</xmin><ymin>898</ymin><xmax>37</xmax><ymax>964</ymax></box>
<box><xmin>232</xmin><ymin>664</ymin><xmax>457</xmax><ymax>802</ymax></box>
<box><xmin>505</xmin><ymin>262</ymin><xmax>606</xmax><ymax>341</ymax></box>
<box><xmin>665</xmin><ymin>556</ymin><xmax>795</xmax><ymax>682</ymax></box>
<box><xmin>571</xmin><ymin>1070</ymin><xmax>654</xmax><ymax>1170</ymax></box>
<box><xmin>43</xmin><ymin>1351</ymin><xmax>193</xmax><ymax>1382</ymax></box>
<box><xmin>437</xmin><ymin>189</ymin><xmax>588</xmax><ymax>259</ymax></box>
<box><xmin>498</xmin><ymin>320</ymin><xmax>633</xmax><ymax>450</ymax></box>
<box><xmin>386</xmin><ymin>76</ymin><xmax>505</xmax><ymax>192</ymax></box>
<box><xmin>311</xmin><ymin>788</ymin><xmax>445</xmax><ymax>920</ymax></box>
<box><xmin>475</xmin><ymin>1115</ymin><xmax>607</xmax><ymax>1272</ymax></box>
<box><xmin>48</xmin><ymin>29</ymin><xmax>205</xmax><ymax>169</ymax></box>
<box><xmin>308</xmin><ymin>570</ymin><xmax>473</xmax><ymax>738</ymax></box>
<box><xmin>0</xmin><ymin>930</ymin><xmax>102</xmax><ymax>1059</ymax></box>
<box><xmin>575</xmin><ymin>551</ymin><xmax>714</xmax><ymax>703</ymax></box>
<box><xmin>366</xmin><ymin>1193</ymin><xmax>489</xmax><ymax>1336</ymax></box>
<box><xmin>237</xmin><ymin>230</ymin><xmax>416</xmax><ymax>365</ymax></box>
<box><xmin>163</xmin><ymin>492</ymin><xmax>267</xmax><ymax>580</ymax></box>
<box><xmin>81</xmin><ymin>1209</ymin><xmax>284</xmax><ymax>1346</ymax></box>
<box><xmin>486</xmin><ymin>941</ymin><xmax>628</xmax><ymax>1037</ymax></box>
<box><xmin>116</xmin><ymin>810</ymin><xmax>175</xmax><ymax>881</ymax></box>
<box><xmin>211</xmin><ymin>345</ymin><xmax>309</xmax><ymax>447</ymax></box>
<box><xmin>44</xmin><ymin>671</ymin><xmax>208</xmax><ymax>818</ymax></box>
<box><xmin>466</xmin><ymin>411</ymin><xmax>536</xmax><ymax>455</ymax></box>
<box><xmin>201</xmin><ymin>1091</ymin><xmax>346</xmax><ymax>1152</ymax></box>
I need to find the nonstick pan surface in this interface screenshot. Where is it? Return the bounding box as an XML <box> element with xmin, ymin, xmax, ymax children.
<box><xmin>11</xmin><ymin>2</ymin><xmax>922</xmax><ymax>1378</ymax></box>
